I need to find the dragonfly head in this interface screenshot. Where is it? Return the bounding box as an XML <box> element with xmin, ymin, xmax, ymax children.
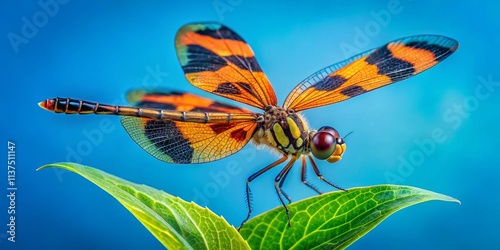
<box><xmin>309</xmin><ymin>126</ymin><xmax>346</xmax><ymax>163</ymax></box>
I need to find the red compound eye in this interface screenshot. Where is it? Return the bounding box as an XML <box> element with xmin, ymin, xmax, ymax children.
<box><xmin>317</xmin><ymin>126</ymin><xmax>340</xmax><ymax>139</ymax></box>
<box><xmin>311</xmin><ymin>131</ymin><xmax>336</xmax><ymax>160</ymax></box>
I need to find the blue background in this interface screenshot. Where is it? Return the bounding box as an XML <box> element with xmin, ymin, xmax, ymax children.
<box><xmin>2</xmin><ymin>0</ymin><xmax>499</xmax><ymax>249</ymax></box>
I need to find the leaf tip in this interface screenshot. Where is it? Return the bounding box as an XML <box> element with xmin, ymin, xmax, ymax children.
<box><xmin>434</xmin><ymin>193</ymin><xmax>461</xmax><ymax>205</ymax></box>
<box><xmin>37</xmin><ymin>164</ymin><xmax>55</xmax><ymax>171</ymax></box>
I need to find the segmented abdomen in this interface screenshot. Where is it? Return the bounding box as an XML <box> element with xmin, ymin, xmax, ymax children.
<box><xmin>38</xmin><ymin>97</ymin><xmax>257</xmax><ymax>123</ymax></box>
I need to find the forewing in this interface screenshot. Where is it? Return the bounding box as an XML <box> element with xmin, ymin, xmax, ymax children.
<box><xmin>283</xmin><ymin>35</ymin><xmax>458</xmax><ymax>111</ymax></box>
<box><xmin>121</xmin><ymin>117</ymin><xmax>257</xmax><ymax>164</ymax></box>
<box><xmin>126</xmin><ymin>89</ymin><xmax>253</xmax><ymax>113</ymax></box>
<box><xmin>176</xmin><ymin>22</ymin><xmax>277</xmax><ymax>110</ymax></box>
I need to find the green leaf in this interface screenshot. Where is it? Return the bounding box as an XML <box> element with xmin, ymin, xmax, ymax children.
<box><xmin>239</xmin><ymin>185</ymin><xmax>459</xmax><ymax>250</ymax></box>
<box><xmin>39</xmin><ymin>163</ymin><xmax>458</xmax><ymax>249</ymax></box>
<box><xmin>38</xmin><ymin>162</ymin><xmax>250</xmax><ymax>250</ymax></box>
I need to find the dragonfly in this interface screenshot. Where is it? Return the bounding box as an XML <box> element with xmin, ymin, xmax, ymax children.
<box><xmin>39</xmin><ymin>22</ymin><xmax>458</xmax><ymax>228</ymax></box>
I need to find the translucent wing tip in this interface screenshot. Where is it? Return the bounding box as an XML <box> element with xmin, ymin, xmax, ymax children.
<box><xmin>403</xmin><ymin>34</ymin><xmax>459</xmax><ymax>51</ymax></box>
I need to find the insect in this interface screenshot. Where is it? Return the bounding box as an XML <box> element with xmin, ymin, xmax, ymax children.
<box><xmin>39</xmin><ymin>22</ymin><xmax>458</xmax><ymax>228</ymax></box>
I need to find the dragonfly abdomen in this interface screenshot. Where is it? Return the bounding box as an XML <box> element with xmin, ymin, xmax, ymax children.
<box><xmin>39</xmin><ymin>97</ymin><xmax>118</xmax><ymax>115</ymax></box>
<box><xmin>38</xmin><ymin>97</ymin><xmax>257</xmax><ymax>123</ymax></box>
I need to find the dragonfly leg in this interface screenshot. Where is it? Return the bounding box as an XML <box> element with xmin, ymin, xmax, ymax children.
<box><xmin>277</xmin><ymin>158</ymin><xmax>295</xmax><ymax>204</ymax></box>
<box><xmin>239</xmin><ymin>155</ymin><xmax>288</xmax><ymax>230</ymax></box>
<box><xmin>301</xmin><ymin>156</ymin><xmax>322</xmax><ymax>195</ymax></box>
<box><xmin>274</xmin><ymin>157</ymin><xmax>297</xmax><ymax>227</ymax></box>
<box><xmin>308</xmin><ymin>155</ymin><xmax>347</xmax><ymax>192</ymax></box>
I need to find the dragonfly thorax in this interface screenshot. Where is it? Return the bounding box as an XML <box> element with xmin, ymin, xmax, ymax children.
<box><xmin>253</xmin><ymin>106</ymin><xmax>309</xmax><ymax>155</ymax></box>
<box><xmin>253</xmin><ymin>105</ymin><xmax>347</xmax><ymax>162</ymax></box>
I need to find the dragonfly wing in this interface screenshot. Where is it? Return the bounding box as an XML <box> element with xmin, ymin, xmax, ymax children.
<box><xmin>176</xmin><ymin>22</ymin><xmax>277</xmax><ymax>110</ymax></box>
<box><xmin>126</xmin><ymin>88</ymin><xmax>254</xmax><ymax>113</ymax></box>
<box><xmin>121</xmin><ymin>117</ymin><xmax>257</xmax><ymax>164</ymax></box>
<box><xmin>283</xmin><ymin>35</ymin><xmax>458</xmax><ymax>111</ymax></box>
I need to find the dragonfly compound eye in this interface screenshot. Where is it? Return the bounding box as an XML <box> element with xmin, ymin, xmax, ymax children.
<box><xmin>317</xmin><ymin>126</ymin><xmax>340</xmax><ymax>139</ymax></box>
<box><xmin>311</xmin><ymin>132</ymin><xmax>337</xmax><ymax>160</ymax></box>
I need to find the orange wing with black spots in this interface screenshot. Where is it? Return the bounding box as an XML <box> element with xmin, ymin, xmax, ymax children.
<box><xmin>283</xmin><ymin>35</ymin><xmax>459</xmax><ymax>111</ymax></box>
<box><xmin>121</xmin><ymin>117</ymin><xmax>257</xmax><ymax>164</ymax></box>
<box><xmin>121</xmin><ymin>89</ymin><xmax>257</xmax><ymax>163</ymax></box>
<box><xmin>175</xmin><ymin>22</ymin><xmax>277</xmax><ymax>110</ymax></box>
<box><xmin>126</xmin><ymin>89</ymin><xmax>253</xmax><ymax>114</ymax></box>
